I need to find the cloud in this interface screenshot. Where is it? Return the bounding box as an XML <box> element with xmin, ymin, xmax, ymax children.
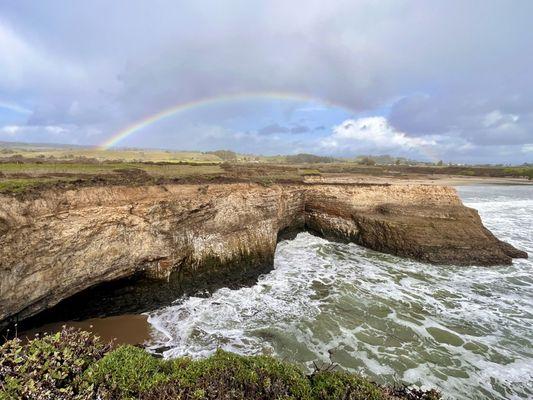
<box><xmin>483</xmin><ymin>110</ymin><xmax>519</xmax><ymax>128</ymax></box>
<box><xmin>522</xmin><ymin>144</ymin><xmax>533</xmax><ymax>154</ymax></box>
<box><xmin>321</xmin><ymin>117</ymin><xmax>435</xmax><ymax>153</ymax></box>
<box><xmin>1</xmin><ymin>124</ymin><xmax>67</xmax><ymax>136</ymax></box>
<box><xmin>389</xmin><ymin>93</ymin><xmax>533</xmax><ymax>146</ymax></box>
<box><xmin>0</xmin><ymin>21</ymin><xmax>90</xmax><ymax>94</ymax></box>
<box><xmin>0</xmin><ymin>1</ymin><xmax>532</xmax><ymax>163</ymax></box>
<box><xmin>290</xmin><ymin>125</ymin><xmax>310</xmax><ymax>134</ymax></box>
<box><xmin>0</xmin><ymin>123</ymin><xmax>101</xmax><ymax>144</ymax></box>
<box><xmin>257</xmin><ymin>123</ymin><xmax>290</xmax><ymax>135</ymax></box>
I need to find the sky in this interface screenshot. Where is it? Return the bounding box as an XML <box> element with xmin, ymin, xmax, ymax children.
<box><xmin>0</xmin><ymin>0</ymin><xmax>532</xmax><ymax>164</ymax></box>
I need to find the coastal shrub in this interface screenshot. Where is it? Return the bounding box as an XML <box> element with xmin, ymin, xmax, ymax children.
<box><xmin>0</xmin><ymin>328</ymin><xmax>110</xmax><ymax>400</ymax></box>
<box><xmin>84</xmin><ymin>345</ymin><xmax>177</xmax><ymax>398</ymax></box>
<box><xmin>93</xmin><ymin>349</ymin><xmax>441</xmax><ymax>400</ymax></box>
<box><xmin>309</xmin><ymin>370</ymin><xmax>385</xmax><ymax>400</ymax></box>
<box><xmin>503</xmin><ymin>167</ymin><xmax>533</xmax><ymax>180</ymax></box>
<box><xmin>1</xmin><ymin>329</ymin><xmax>442</xmax><ymax>399</ymax></box>
<box><xmin>94</xmin><ymin>349</ymin><xmax>313</xmax><ymax>399</ymax></box>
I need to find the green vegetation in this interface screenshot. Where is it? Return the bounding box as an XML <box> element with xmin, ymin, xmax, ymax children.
<box><xmin>358</xmin><ymin>157</ymin><xmax>376</xmax><ymax>166</ymax></box>
<box><xmin>0</xmin><ymin>162</ymin><xmax>222</xmax><ymax>176</ymax></box>
<box><xmin>0</xmin><ymin>328</ymin><xmax>441</xmax><ymax>400</ymax></box>
<box><xmin>503</xmin><ymin>167</ymin><xmax>533</xmax><ymax>180</ymax></box>
<box><xmin>1</xmin><ymin>143</ymin><xmax>531</xmax><ymax>196</ymax></box>
<box><xmin>285</xmin><ymin>154</ymin><xmax>336</xmax><ymax>164</ymax></box>
<box><xmin>298</xmin><ymin>169</ymin><xmax>321</xmax><ymax>177</ymax></box>
<box><xmin>0</xmin><ymin>178</ymin><xmax>66</xmax><ymax>193</ymax></box>
<box><xmin>206</xmin><ymin>150</ymin><xmax>238</xmax><ymax>161</ymax></box>
<box><xmin>0</xmin><ymin>142</ymin><xmax>224</xmax><ymax>163</ymax></box>
<box><xmin>0</xmin><ymin>328</ymin><xmax>110</xmax><ymax>399</ymax></box>
<box><xmin>0</xmin><ymin>161</ymin><xmax>225</xmax><ymax>196</ymax></box>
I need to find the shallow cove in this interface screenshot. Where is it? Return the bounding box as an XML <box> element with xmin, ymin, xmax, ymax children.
<box><xmin>13</xmin><ymin>245</ymin><xmax>278</xmax><ymax>343</ymax></box>
<box><xmin>16</xmin><ymin>185</ymin><xmax>533</xmax><ymax>399</ymax></box>
<box><xmin>13</xmin><ymin>227</ymin><xmax>310</xmax><ymax>342</ymax></box>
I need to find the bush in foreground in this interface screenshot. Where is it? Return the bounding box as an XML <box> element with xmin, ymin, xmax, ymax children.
<box><xmin>0</xmin><ymin>328</ymin><xmax>441</xmax><ymax>400</ymax></box>
<box><xmin>0</xmin><ymin>328</ymin><xmax>110</xmax><ymax>399</ymax></box>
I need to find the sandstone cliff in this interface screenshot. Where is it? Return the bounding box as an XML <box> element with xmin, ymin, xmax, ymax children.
<box><xmin>0</xmin><ymin>183</ymin><xmax>526</xmax><ymax>326</ymax></box>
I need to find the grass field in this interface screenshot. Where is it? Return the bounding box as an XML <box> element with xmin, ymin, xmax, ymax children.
<box><xmin>1</xmin><ymin>146</ymin><xmax>223</xmax><ymax>163</ymax></box>
<box><xmin>0</xmin><ymin>142</ymin><xmax>531</xmax><ymax>195</ymax></box>
<box><xmin>0</xmin><ymin>161</ymin><xmax>227</xmax><ymax>194</ymax></box>
<box><xmin>0</xmin><ymin>162</ymin><xmax>223</xmax><ymax>176</ymax></box>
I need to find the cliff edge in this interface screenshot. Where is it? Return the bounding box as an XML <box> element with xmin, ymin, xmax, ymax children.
<box><xmin>0</xmin><ymin>183</ymin><xmax>526</xmax><ymax>326</ymax></box>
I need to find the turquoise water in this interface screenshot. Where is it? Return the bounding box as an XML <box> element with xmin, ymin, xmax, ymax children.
<box><xmin>147</xmin><ymin>185</ymin><xmax>533</xmax><ymax>399</ymax></box>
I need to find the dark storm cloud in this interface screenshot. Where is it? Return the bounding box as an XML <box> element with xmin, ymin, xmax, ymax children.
<box><xmin>290</xmin><ymin>125</ymin><xmax>310</xmax><ymax>134</ymax></box>
<box><xmin>389</xmin><ymin>94</ymin><xmax>533</xmax><ymax>146</ymax></box>
<box><xmin>0</xmin><ymin>0</ymin><xmax>532</xmax><ymax>162</ymax></box>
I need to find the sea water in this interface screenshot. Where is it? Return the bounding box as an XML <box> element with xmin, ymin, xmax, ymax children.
<box><xmin>146</xmin><ymin>185</ymin><xmax>533</xmax><ymax>399</ymax></box>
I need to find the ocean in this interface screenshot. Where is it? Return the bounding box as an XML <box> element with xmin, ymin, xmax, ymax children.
<box><xmin>146</xmin><ymin>185</ymin><xmax>533</xmax><ymax>399</ymax></box>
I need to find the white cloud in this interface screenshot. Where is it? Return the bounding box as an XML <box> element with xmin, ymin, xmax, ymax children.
<box><xmin>522</xmin><ymin>144</ymin><xmax>533</xmax><ymax>154</ymax></box>
<box><xmin>320</xmin><ymin>116</ymin><xmax>435</xmax><ymax>153</ymax></box>
<box><xmin>1</xmin><ymin>124</ymin><xmax>68</xmax><ymax>136</ymax></box>
<box><xmin>483</xmin><ymin>110</ymin><xmax>519</xmax><ymax>128</ymax></box>
<box><xmin>0</xmin><ymin>124</ymin><xmax>97</xmax><ymax>145</ymax></box>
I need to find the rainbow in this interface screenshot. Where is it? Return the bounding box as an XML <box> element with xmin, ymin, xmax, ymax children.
<box><xmin>99</xmin><ymin>91</ymin><xmax>353</xmax><ymax>150</ymax></box>
<box><xmin>99</xmin><ymin>90</ymin><xmax>439</xmax><ymax>162</ymax></box>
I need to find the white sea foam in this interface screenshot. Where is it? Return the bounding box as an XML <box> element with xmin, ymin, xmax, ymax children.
<box><xmin>147</xmin><ymin>185</ymin><xmax>533</xmax><ymax>400</ymax></box>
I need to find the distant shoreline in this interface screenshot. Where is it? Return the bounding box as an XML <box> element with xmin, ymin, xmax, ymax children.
<box><xmin>411</xmin><ymin>176</ymin><xmax>533</xmax><ymax>186</ymax></box>
<box><xmin>304</xmin><ymin>174</ymin><xmax>533</xmax><ymax>187</ymax></box>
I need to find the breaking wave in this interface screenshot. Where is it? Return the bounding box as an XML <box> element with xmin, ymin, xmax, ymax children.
<box><xmin>147</xmin><ymin>185</ymin><xmax>533</xmax><ymax>399</ymax></box>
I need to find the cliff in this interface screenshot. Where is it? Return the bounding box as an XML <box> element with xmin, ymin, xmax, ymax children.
<box><xmin>0</xmin><ymin>183</ymin><xmax>526</xmax><ymax>326</ymax></box>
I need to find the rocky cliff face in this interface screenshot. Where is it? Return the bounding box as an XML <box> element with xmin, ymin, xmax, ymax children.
<box><xmin>0</xmin><ymin>183</ymin><xmax>526</xmax><ymax>326</ymax></box>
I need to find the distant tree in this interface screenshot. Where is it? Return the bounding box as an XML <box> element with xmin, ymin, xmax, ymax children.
<box><xmin>437</xmin><ymin>160</ymin><xmax>444</xmax><ymax>166</ymax></box>
<box><xmin>359</xmin><ymin>157</ymin><xmax>376</xmax><ymax>166</ymax></box>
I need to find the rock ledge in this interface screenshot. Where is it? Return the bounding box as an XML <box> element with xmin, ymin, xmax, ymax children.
<box><xmin>0</xmin><ymin>183</ymin><xmax>527</xmax><ymax>325</ymax></box>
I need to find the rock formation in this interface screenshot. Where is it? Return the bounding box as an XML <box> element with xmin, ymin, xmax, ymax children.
<box><xmin>0</xmin><ymin>183</ymin><xmax>527</xmax><ymax>327</ymax></box>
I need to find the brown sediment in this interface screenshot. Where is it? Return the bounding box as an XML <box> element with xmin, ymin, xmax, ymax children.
<box><xmin>0</xmin><ymin>182</ymin><xmax>527</xmax><ymax>329</ymax></box>
<box><xmin>18</xmin><ymin>314</ymin><xmax>151</xmax><ymax>346</ymax></box>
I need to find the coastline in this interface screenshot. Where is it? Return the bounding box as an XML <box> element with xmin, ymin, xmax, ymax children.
<box><xmin>6</xmin><ymin>182</ymin><xmax>532</xmax><ymax>399</ymax></box>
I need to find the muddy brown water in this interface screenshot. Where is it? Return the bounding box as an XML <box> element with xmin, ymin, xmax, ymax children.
<box><xmin>19</xmin><ymin>314</ymin><xmax>151</xmax><ymax>346</ymax></box>
<box><xmin>13</xmin><ymin>257</ymin><xmax>273</xmax><ymax>346</ymax></box>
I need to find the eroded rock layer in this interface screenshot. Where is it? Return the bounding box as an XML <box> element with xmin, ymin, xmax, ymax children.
<box><xmin>0</xmin><ymin>183</ymin><xmax>526</xmax><ymax>325</ymax></box>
